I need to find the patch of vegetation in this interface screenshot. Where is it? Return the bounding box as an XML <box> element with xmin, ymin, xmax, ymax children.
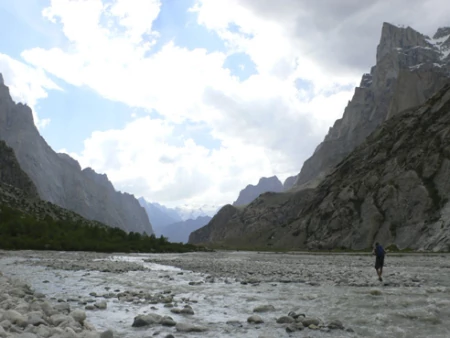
<box><xmin>0</xmin><ymin>204</ymin><xmax>206</xmax><ymax>253</ymax></box>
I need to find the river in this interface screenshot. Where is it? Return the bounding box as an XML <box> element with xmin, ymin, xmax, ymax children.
<box><xmin>0</xmin><ymin>250</ymin><xmax>449</xmax><ymax>338</ymax></box>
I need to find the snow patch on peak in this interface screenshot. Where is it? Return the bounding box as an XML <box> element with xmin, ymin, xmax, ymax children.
<box><xmin>426</xmin><ymin>32</ymin><xmax>450</xmax><ymax>61</ymax></box>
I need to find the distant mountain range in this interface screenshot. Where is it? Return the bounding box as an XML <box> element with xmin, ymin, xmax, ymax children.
<box><xmin>154</xmin><ymin>216</ymin><xmax>212</xmax><ymax>243</ymax></box>
<box><xmin>138</xmin><ymin>198</ymin><xmax>216</xmax><ymax>242</ymax></box>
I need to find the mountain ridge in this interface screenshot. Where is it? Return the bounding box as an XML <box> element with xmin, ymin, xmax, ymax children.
<box><xmin>0</xmin><ymin>76</ymin><xmax>153</xmax><ymax>234</ymax></box>
<box><xmin>291</xmin><ymin>22</ymin><xmax>450</xmax><ymax>190</ymax></box>
<box><xmin>189</xmin><ymin>22</ymin><xmax>450</xmax><ymax>252</ymax></box>
<box><xmin>233</xmin><ymin>176</ymin><xmax>283</xmax><ymax>206</ymax></box>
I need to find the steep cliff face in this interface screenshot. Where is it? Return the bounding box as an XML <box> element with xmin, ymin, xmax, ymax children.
<box><xmin>0</xmin><ymin>141</ymin><xmax>111</xmax><ymax>226</ymax></box>
<box><xmin>189</xmin><ymin>204</ymin><xmax>241</xmax><ymax>245</ymax></box>
<box><xmin>233</xmin><ymin>176</ymin><xmax>283</xmax><ymax>206</ymax></box>
<box><xmin>0</xmin><ymin>77</ymin><xmax>153</xmax><ymax>234</ymax></box>
<box><xmin>282</xmin><ymin>176</ymin><xmax>296</xmax><ymax>191</ymax></box>
<box><xmin>190</xmin><ymin>84</ymin><xmax>450</xmax><ymax>251</ymax></box>
<box><xmin>0</xmin><ymin>140</ymin><xmax>38</xmax><ymax>198</ymax></box>
<box><xmin>293</xmin><ymin>23</ymin><xmax>450</xmax><ymax>188</ymax></box>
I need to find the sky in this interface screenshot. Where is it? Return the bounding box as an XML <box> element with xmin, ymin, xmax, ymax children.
<box><xmin>0</xmin><ymin>0</ymin><xmax>449</xmax><ymax>211</ymax></box>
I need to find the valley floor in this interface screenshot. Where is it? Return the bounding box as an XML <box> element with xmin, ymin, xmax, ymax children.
<box><xmin>0</xmin><ymin>250</ymin><xmax>449</xmax><ymax>337</ymax></box>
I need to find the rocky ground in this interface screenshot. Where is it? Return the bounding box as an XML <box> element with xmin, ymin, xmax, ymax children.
<box><xmin>0</xmin><ymin>270</ymin><xmax>113</xmax><ymax>338</ymax></box>
<box><xmin>0</xmin><ymin>250</ymin><xmax>449</xmax><ymax>337</ymax></box>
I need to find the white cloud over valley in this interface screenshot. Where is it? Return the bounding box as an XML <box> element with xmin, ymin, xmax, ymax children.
<box><xmin>1</xmin><ymin>0</ymin><xmax>450</xmax><ymax>209</ymax></box>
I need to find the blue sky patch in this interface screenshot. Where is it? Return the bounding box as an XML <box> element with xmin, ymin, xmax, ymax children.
<box><xmin>0</xmin><ymin>0</ymin><xmax>67</xmax><ymax>59</ymax></box>
<box><xmin>151</xmin><ymin>0</ymin><xmax>226</xmax><ymax>54</ymax></box>
<box><xmin>37</xmin><ymin>82</ymin><xmax>135</xmax><ymax>153</ymax></box>
<box><xmin>223</xmin><ymin>52</ymin><xmax>257</xmax><ymax>81</ymax></box>
<box><xmin>171</xmin><ymin>121</ymin><xmax>221</xmax><ymax>150</ymax></box>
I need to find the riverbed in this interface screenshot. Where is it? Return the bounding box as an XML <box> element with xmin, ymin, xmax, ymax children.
<box><xmin>0</xmin><ymin>250</ymin><xmax>449</xmax><ymax>338</ymax></box>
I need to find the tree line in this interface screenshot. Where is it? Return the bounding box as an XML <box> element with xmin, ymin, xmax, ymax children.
<box><xmin>0</xmin><ymin>204</ymin><xmax>205</xmax><ymax>253</ymax></box>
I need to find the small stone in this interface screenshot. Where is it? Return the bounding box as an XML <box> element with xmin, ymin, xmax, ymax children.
<box><xmin>309</xmin><ymin>324</ymin><xmax>320</xmax><ymax>330</ymax></box>
<box><xmin>70</xmin><ymin>309</ymin><xmax>87</xmax><ymax>323</ymax></box>
<box><xmin>94</xmin><ymin>301</ymin><xmax>107</xmax><ymax>310</ymax></box>
<box><xmin>85</xmin><ymin>305</ymin><xmax>95</xmax><ymax>310</ymax></box>
<box><xmin>328</xmin><ymin>319</ymin><xmax>344</xmax><ymax>330</ymax></box>
<box><xmin>253</xmin><ymin>305</ymin><xmax>275</xmax><ymax>313</ymax></box>
<box><xmin>226</xmin><ymin>320</ymin><xmax>242</xmax><ymax>327</ymax></box>
<box><xmin>54</xmin><ymin>302</ymin><xmax>70</xmax><ymax>314</ymax></box>
<box><xmin>0</xmin><ymin>320</ymin><xmax>12</xmax><ymax>329</ymax></box>
<box><xmin>40</xmin><ymin>302</ymin><xmax>56</xmax><ymax>317</ymax></box>
<box><xmin>50</xmin><ymin>314</ymin><xmax>68</xmax><ymax>326</ymax></box>
<box><xmin>161</xmin><ymin>317</ymin><xmax>176</xmax><ymax>327</ymax></box>
<box><xmin>180</xmin><ymin>306</ymin><xmax>194</xmax><ymax>315</ymax></box>
<box><xmin>34</xmin><ymin>326</ymin><xmax>51</xmax><ymax>338</ymax></box>
<box><xmin>288</xmin><ymin>311</ymin><xmax>305</xmax><ymax>319</ymax></box>
<box><xmin>286</xmin><ymin>323</ymin><xmax>304</xmax><ymax>332</ymax></box>
<box><xmin>247</xmin><ymin>315</ymin><xmax>264</xmax><ymax>324</ymax></box>
<box><xmin>27</xmin><ymin>313</ymin><xmax>48</xmax><ymax>326</ymax></box>
<box><xmin>175</xmin><ymin>323</ymin><xmax>208</xmax><ymax>332</ymax></box>
<box><xmin>277</xmin><ymin>316</ymin><xmax>295</xmax><ymax>324</ymax></box>
<box><xmin>100</xmin><ymin>329</ymin><xmax>114</xmax><ymax>338</ymax></box>
<box><xmin>370</xmin><ymin>290</ymin><xmax>382</xmax><ymax>296</ymax></box>
<box><xmin>132</xmin><ymin>314</ymin><xmax>162</xmax><ymax>327</ymax></box>
<box><xmin>3</xmin><ymin>310</ymin><xmax>27</xmax><ymax>328</ymax></box>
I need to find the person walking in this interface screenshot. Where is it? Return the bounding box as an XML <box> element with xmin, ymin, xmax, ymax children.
<box><xmin>372</xmin><ymin>242</ymin><xmax>385</xmax><ymax>281</ymax></box>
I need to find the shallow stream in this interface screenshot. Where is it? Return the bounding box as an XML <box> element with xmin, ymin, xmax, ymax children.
<box><xmin>0</xmin><ymin>250</ymin><xmax>449</xmax><ymax>338</ymax></box>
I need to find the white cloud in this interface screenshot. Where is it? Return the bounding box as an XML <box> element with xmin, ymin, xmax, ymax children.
<box><xmin>0</xmin><ymin>53</ymin><xmax>61</xmax><ymax>129</ymax></box>
<box><xmin>6</xmin><ymin>0</ymin><xmax>448</xmax><ymax>208</ymax></box>
<box><xmin>14</xmin><ymin>0</ymin><xmax>359</xmax><ymax>208</ymax></box>
<box><xmin>67</xmin><ymin>116</ymin><xmax>274</xmax><ymax>207</ymax></box>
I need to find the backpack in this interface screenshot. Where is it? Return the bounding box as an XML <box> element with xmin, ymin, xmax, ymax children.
<box><xmin>376</xmin><ymin>245</ymin><xmax>384</xmax><ymax>257</ymax></box>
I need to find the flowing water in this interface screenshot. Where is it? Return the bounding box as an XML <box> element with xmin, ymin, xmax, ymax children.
<box><xmin>0</xmin><ymin>250</ymin><xmax>449</xmax><ymax>338</ymax></box>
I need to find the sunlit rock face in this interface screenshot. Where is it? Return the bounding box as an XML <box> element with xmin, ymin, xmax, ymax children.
<box><xmin>0</xmin><ymin>76</ymin><xmax>153</xmax><ymax>234</ymax></box>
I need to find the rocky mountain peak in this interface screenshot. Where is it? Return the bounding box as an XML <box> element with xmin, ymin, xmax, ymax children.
<box><xmin>0</xmin><ymin>73</ymin><xmax>3</xmax><ymax>85</ymax></box>
<box><xmin>433</xmin><ymin>27</ymin><xmax>450</xmax><ymax>40</ymax></box>
<box><xmin>290</xmin><ymin>22</ymin><xmax>450</xmax><ymax>190</ymax></box>
<box><xmin>376</xmin><ymin>22</ymin><xmax>430</xmax><ymax>63</ymax></box>
<box><xmin>233</xmin><ymin>176</ymin><xmax>283</xmax><ymax>206</ymax></box>
<box><xmin>359</xmin><ymin>73</ymin><xmax>373</xmax><ymax>88</ymax></box>
<box><xmin>258</xmin><ymin>176</ymin><xmax>280</xmax><ymax>185</ymax></box>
